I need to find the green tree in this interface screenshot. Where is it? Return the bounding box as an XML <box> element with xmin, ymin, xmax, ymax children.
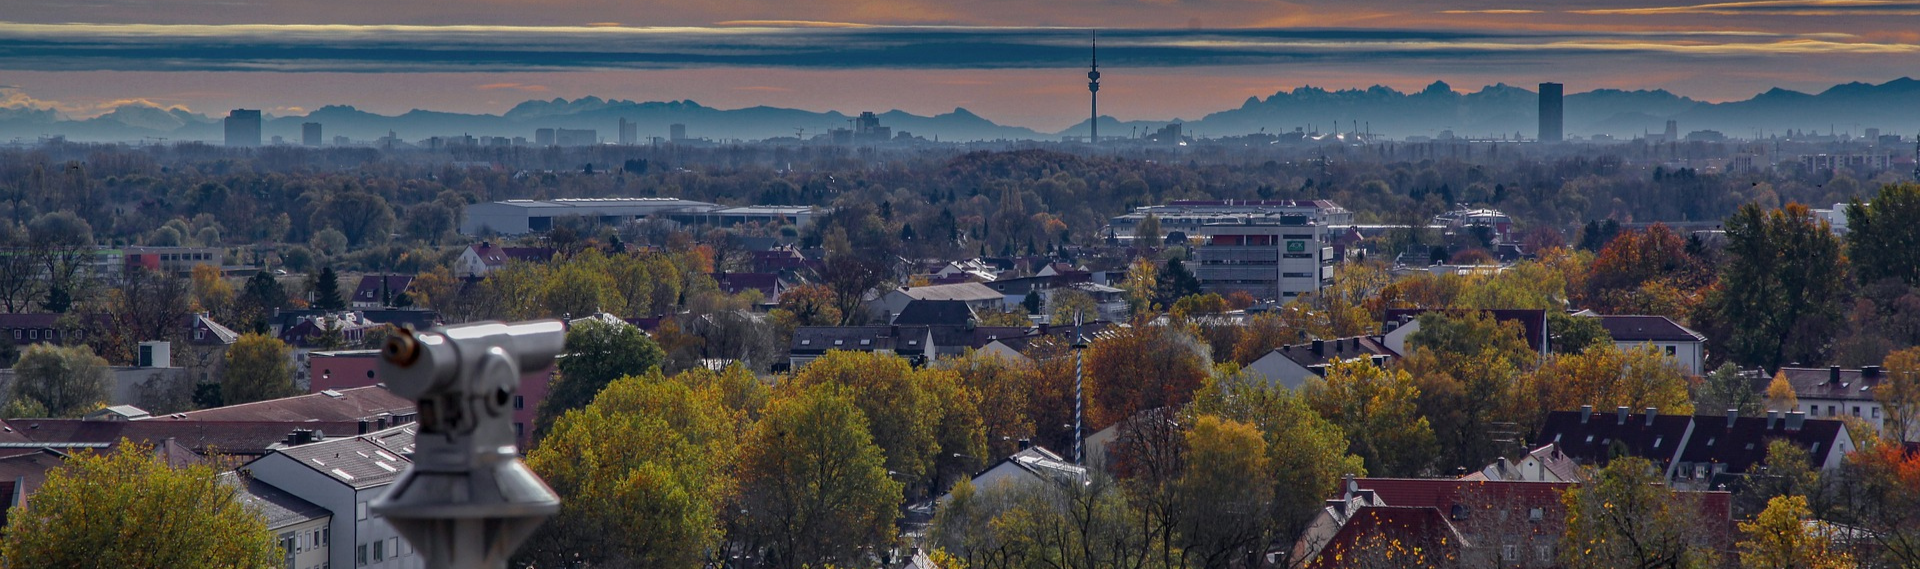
<box><xmin>1155</xmin><ymin>257</ymin><xmax>1202</xmax><ymax>307</ymax></box>
<box><xmin>1708</xmin><ymin>203</ymin><xmax>1848</xmax><ymax>369</ymax></box>
<box><xmin>534</xmin><ymin>319</ymin><xmax>665</xmax><ymax>439</ymax></box>
<box><xmin>1549</xmin><ymin>311</ymin><xmax>1612</xmax><ymax>355</ymax></box>
<box><xmin>1135</xmin><ymin>213</ymin><xmax>1163</xmax><ymax>249</ymax></box>
<box><xmin>311</xmin><ymin>191</ymin><xmax>396</xmax><ymax>248</ymax></box>
<box><xmin>1738</xmin><ymin>495</ymin><xmax>1853</xmax><ymax>569</ymax></box>
<box><xmin>6</xmin><ymin>343</ymin><xmax>109</xmax><ymax>418</ymax></box>
<box><xmin>784</xmin><ymin>350</ymin><xmax>973</xmax><ymax>496</ymax></box>
<box><xmin>1693</xmin><ymin>362</ymin><xmax>1764</xmax><ymax>419</ymax></box>
<box><xmin>737</xmin><ymin>385</ymin><xmax>902</xmax><ymax>569</ymax></box>
<box><xmin>221</xmin><ymin>333</ymin><xmax>298</xmax><ymax>405</ymax></box>
<box><xmin>1176</xmin><ymin>415</ymin><xmax>1275</xmax><ymax>569</ymax></box>
<box><xmin>0</xmin><ymin>441</ymin><xmax>282</xmax><ymax>568</ymax></box>
<box><xmin>1560</xmin><ymin>457</ymin><xmax>1718</xmax><ymax>569</ymax></box>
<box><xmin>518</xmin><ymin>371</ymin><xmax>738</xmax><ymax>567</ymax></box>
<box><xmin>311</xmin><ymin>267</ymin><xmax>344</xmax><ymax>311</ymax></box>
<box><xmin>1302</xmin><ymin>359</ymin><xmax>1436</xmax><ymax>477</ymax></box>
<box><xmin>237</xmin><ymin>270</ymin><xmax>285</xmax><ymax>332</ymax></box>
<box><xmin>1845</xmin><ymin>183</ymin><xmax>1920</xmax><ymax>286</ymax></box>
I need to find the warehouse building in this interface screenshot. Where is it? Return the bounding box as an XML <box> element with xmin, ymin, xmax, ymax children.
<box><xmin>460</xmin><ymin>198</ymin><xmax>818</xmax><ymax>235</ymax></box>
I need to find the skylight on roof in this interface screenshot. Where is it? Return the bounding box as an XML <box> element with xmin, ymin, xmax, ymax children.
<box><xmin>376</xmin><ymin>462</ymin><xmax>398</xmax><ymax>473</ymax></box>
<box><xmin>375</xmin><ymin>450</ymin><xmax>398</xmax><ymax>462</ymax></box>
<box><xmin>332</xmin><ymin>468</ymin><xmax>355</xmax><ymax>480</ymax></box>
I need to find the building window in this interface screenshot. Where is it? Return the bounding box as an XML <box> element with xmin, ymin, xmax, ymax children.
<box><xmin>388</xmin><ymin>537</ymin><xmax>399</xmax><ymax>557</ymax></box>
<box><xmin>356</xmin><ymin>545</ymin><xmax>367</xmax><ymax>566</ymax></box>
<box><xmin>1503</xmin><ymin>545</ymin><xmax>1517</xmax><ymax>561</ymax></box>
<box><xmin>1873</xmin><ymin>407</ymin><xmax>1881</xmax><ymax>419</ymax></box>
<box><xmin>27</xmin><ymin>329</ymin><xmax>35</xmax><ymax>340</ymax></box>
<box><xmin>513</xmin><ymin>395</ymin><xmax>525</xmax><ymax>410</ymax></box>
<box><xmin>1854</xmin><ymin>406</ymin><xmax>1862</xmax><ymax>417</ymax></box>
<box><xmin>356</xmin><ymin>502</ymin><xmax>368</xmax><ymax>520</ymax></box>
<box><xmin>1665</xmin><ymin>345</ymin><xmax>1677</xmax><ymax>356</ymax></box>
<box><xmin>372</xmin><ymin>539</ymin><xmax>383</xmax><ymax>562</ymax></box>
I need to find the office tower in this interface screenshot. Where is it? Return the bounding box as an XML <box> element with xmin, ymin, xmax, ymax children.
<box><xmin>1537</xmin><ymin>83</ymin><xmax>1563</xmax><ymax>143</ymax></box>
<box><xmin>224</xmin><ymin>109</ymin><xmax>262</xmax><ymax>147</ymax></box>
<box><xmin>670</xmin><ymin>123</ymin><xmax>687</xmax><ymax>142</ymax></box>
<box><xmin>1665</xmin><ymin>120</ymin><xmax>1679</xmax><ymax>142</ymax></box>
<box><xmin>302</xmin><ymin>122</ymin><xmax>323</xmax><ymax>146</ymax></box>
<box><xmin>618</xmin><ymin>118</ymin><xmax>637</xmax><ymax>145</ymax></box>
<box><xmin>535</xmin><ymin>128</ymin><xmax>556</xmax><ymax>146</ymax></box>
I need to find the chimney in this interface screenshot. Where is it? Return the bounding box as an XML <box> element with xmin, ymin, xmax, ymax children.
<box><xmin>1830</xmin><ymin>365</ymin><xmax>1842</xmax><ymax>384</ymax></box>
<box><xmin>1786</xmin><ymin>411</ymin><xmax>1806</xmax><ymax>432</ymax></box>
<box><xmin>1616</xmin><ymin>406</ymin><xmax>1630</xmax><ymax>425</ymax></box>
<box><xmin>1863</xmin><ymin>366</ymin><xmax>1882</xmax><ymax>380</ymax></box>
<box><xmin>1579</xmin><ymin>405</ymin><xmax>1593</xmax><ymax>424</ymax></box>
<box><xmin>1645</xmin><ymin>407</ymin><xmax>1658</xmax><ymax>426</ymax></box>
<box><xmin>1371</xmin><ymin>355</ymin><xmax>1387</xmax><ymax>368</ymax></box>
<box><xmin>1727</xmin><ymin>408</ymin><xmax>1739</xmax><ymax>429</ymax></box>
<box><xmin>1017</xmin><ymin>438</ymin><xmax>1032</xmax><ymax>451</ymax></box>
<box><xmin>1766</xmin><ymin>410</ymin><xmax>1780</xmax><ymax>430</ymax></box>
<box><xmin>1312</xmin><ymin>339</ymin><xmax>1325</xmax><ymax>356</ymax></box>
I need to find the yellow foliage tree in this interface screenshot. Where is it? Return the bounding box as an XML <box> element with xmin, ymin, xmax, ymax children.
<box><xmin>1737</xmin><ymin>495</ymin><xmax>1854</xmax><ymax>569</ymax></box>
<box><xmin>1766</xmin><ymin>371</ymin><xmax>1800</xmax><ymax>413</ymax></box>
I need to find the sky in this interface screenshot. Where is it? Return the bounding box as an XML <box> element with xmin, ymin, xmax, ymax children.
<box><xmin>2</xmin><ymin>0</ymin><xmax>1918</xmax><ymax>131</ymax></box>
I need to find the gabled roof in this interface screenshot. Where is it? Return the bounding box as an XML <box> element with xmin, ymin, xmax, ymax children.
<box><xmin>220</xmin><ymin>472</ymin><xmax>330</xmax><ymax>528</ymax></box>
<box><xmin>1779</xmin><ymin>366</ymin><xmax>1883</xmax><ymax>402</ymax></box>
<box><xmin>1303</xmin><ymin>506</ymin><xmax>1460</xmax><ymax>569</ymax></box>
<box><xmin>188</xmin><ymin>313</ymin><xmax>241</xmax><ymax>346</ymax></box>
<box><xmin>789</xmin><ymin>326</ymin><xmax>924</xmax><ymax>355</ymax></box>
<box><xmin>897</xmin><ymin>282</ymin><xmax>1002</xmax><ymax>302</ymax></box>
<box><xmin>1678</xmin><ymin>414</ymin><xmax>1847</xmax><ymax>471</ymax></box>
<box><xmin>351</xmin><ymin>275</ymin><xmax>414</xmax><ymax>304</ymax></box>
<box><xmin>271</xmin><ymin>425</ymin><xmax>416</xmax><ymax>489</ymax></box>
<box><xmin>1595</xmin><ymin>315</ymin><xmax>1706</xmax><ymax>343</ymax></box>
<box><xmin>1267</xmin><ymin>335</ymin><xmax>1398</xmax><ymax>370</ymax></box>
<box><xmin>892</xmin><ymin>300</ymin><xmax>977</xmax><ymax>327</ymax></box>
<box><xmin>1537</xmin><ymin>408</ymin><xmax>1694</xmax><ymax>468</ymax></box>
<box><xmin>158</xmin><ymin>385</ymin><xmax>415</xmax><ymax>424</ymax></box>
<box><xmin>0</xmin><ymin>419</ymin><xmax>365</xmax><ymax>457</ymax></box>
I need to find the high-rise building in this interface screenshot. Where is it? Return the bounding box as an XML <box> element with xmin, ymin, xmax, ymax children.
<box><xmin>1664</xmin><ymin>120</ymin><xmax>1679</xmax><ymax>142</ymax></box>
<box><xmin>618</xmin><ymin>118</ymin><xmax>637</xmax><ymax>145</ymax></box>
<box><xmin>302</xmin><ymin>122</ymin><xmax>323</xmax><ymax>146</ymax></box>
<box><xmin>1192</xmin><ymin>215</ymin><xmax>1334</xmax><ymax>301</ymax></box>
<box><xmin>1537</xmin><ymin>82</ymin><xmax>1563</xmax><ymax>143</ymax></box>
<box><xmin>224</xmin><ymin>109</ymin><xmax>262</xmax><ymax>147</ymax></box>
<box><xmin>535</xmin><ymin>128</ymin><xmax>556</xmax><ymax>146</ymax></box>
<box><xmin>670</xmin><ymin>123</ymin><xmax>687</xmax><ymax>142</ymax></box>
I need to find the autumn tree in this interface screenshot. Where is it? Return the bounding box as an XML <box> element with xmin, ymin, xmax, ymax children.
<box><xmin>1176</xmin><ymin>415</ymin><xmax>1274</xmax><ymax>569</ymax></box>
<box><xmin>784</xmin><ymin>350</ymin><xmax>983</xmax><ymax>497</ymax></box>
<box><xmin>1834</xmin><ymin>443</ymin><xmax>1920</xmax><ymax>566</ymax></box>
<box><xmin>5</xmin><ymin>343</ymin><xmax>109</xmax><ymax>418</ymax></box>
<box><xmin>1303</xmin><ymin>359</ymin><xmax>1436</xmax><ymax>477</ymax></box>
<box><xmin>1229</xmin><ymin>311</ymin><xmax>1299</xmax><ymax>365</ymax></box>
<box><xmin>736</xmin><ymin>385</ymin><xmax>902</xmax><ymax>569</ymax></box>
<box><xmin>1738</xmin><ymin>495</ymin><xmax>1853</xmax><ymax>569</ymax></box>
<box><xmin>1121</xmin><ymin>256</ymin><xmax>1159</xmax><ymax>318</ymax></box>
<box><xmin>1402</xmin><ymin>310</ymin><xmax>1535</xmax><ymax>470</ymax></box>
<box><xmin>534</xmin><ymin>319</ymin><xmax>664</xmax><ymax>439</ymax></box>
<box><xmin>1692</xmin><ymin>362</ymin><xmax>1764</xmax><ymax>419</ymax></box>
<box><xmin>0</xmin><ymin>441</ymin><xmax>283</xmax><ymax>568</ymax></box>
<box><xmin>189</xmin><ymin>264</ymin><xmax>236</xmax><ymax>323</ymax></box>
<box><xmin>1168</xmin><ymin>293</ymin><xmax>1229</xmax><ymax>321</ymax></box>
<box><xmin>221</xmin><ymin>333</ymin><xmax>298</xmax><ymax>406</ymax></box>
<box><xmin>1707</xmin><ymin>203</ymin><xmax>1848</xmax><ymax>369</ymax></box>
<box><xmin>1560</xmin><ymin>457</ymin><xmax>1719</xmax><ymax>569</ymax></box>
<box><xmin>1512</xmin><ymin>344</ymin><xmax>1694</xmax><ymax>429</ymax></box>
<box><xmin>1048</xmin><ymin>288</ymin><xmax>1102</xmax><ymax>325</ymax></box>
<box><xmin>1584</xmin><ymin>223</ymin><xmax>1707</xmax><ymax>315</ymax></box>
<box><xmin>518</xmin><ymin>371</ymin><xmax>738</xmax><ymax>567</ymax></box>
<box><xmin>1879</xmin><ymin>346</ymin><xmax>1920</xmax><ymax>442</ymax></box>
<box><xmin>1765</xmin><ymin>371</ymin><xmax>1799</xmax><ymax>413</ymax></box>
<box><xmin>939</xmin><ymin>350</ymin><xmax>1039</xmax><ymax>460</ymax></box>
<box><xmin>1084</xmin><ymin>325</ymin><xmax>1210</xmax><ymax>429</ymax></box>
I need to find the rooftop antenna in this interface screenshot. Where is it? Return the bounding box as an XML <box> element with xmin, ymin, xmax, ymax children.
<box><xmin>1088</xmin><ymin>30</ymin><xmax>1101</xmax><ymax>145</ymax></box>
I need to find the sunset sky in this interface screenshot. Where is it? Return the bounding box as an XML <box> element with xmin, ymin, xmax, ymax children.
<box><xmin>3</xmin><ymin>0</ymin><xmax>1918</xmax><ymax>131</ymax></box>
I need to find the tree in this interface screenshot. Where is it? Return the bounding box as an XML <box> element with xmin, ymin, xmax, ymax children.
<box><xmin>221</xmin><ymin>333</ymin><xmax>298</xmax><ymax>405</ymax></box>
<box><xmin>1845</xmin><ymin>183</ymin><xmax>1920</xmax><ymax>287</ymax></box>
<box><xmin>0</xmin><ymin>441</ymin><xmax>282</xmax><ymax>568</ymax></box>
<box><xmin>1880</xmin><ymin>346</ymin><xmax>1920</xmax><ymax>442</ymax></box>
<box><xmin>6</xmin><ymin>343</ymin><xmax>109</xmax><ymax>418</ymax></box>
<box><xmin>1084</xmin><ymin>325</ymin><xmax>1210</xmax><ymax>429</ymax></box>
<box><xmin>236</xmin><ymin>270</ymin><xmax>286</xmax><ymax>332</ymax></box>
<box><xmin>1176</xmin><ymin>415</ymin><xmax>1274</xmax><ymax>569</ymax></box>
<box><xmin>1512</xmin><ymin>344</ymin><xmax>1695</xmax><ymax>429</ymax></box>
<box><xmin>518</xmin><ymin>371</ymin><xmax>738</xmax><ymax>567</ymax></box>
<box><xmin>534</xmin><ymin>319</ymin><xmax>665</xmax><ymax>438</ymax></box>
<box><xmin>1154</xmin><ymin>257</ymin><xmax>1202</xmax><ymax>307</ymax></box>
<box><xmin>1303</xmin><ymin>359</ymin><xmax>1437</xmax><ymax>477</ymax></box>
<box><xmin>190</xmin><ymin>264</ymin><xmax>236</xmax><ymax>323</ymax></box>
<box><xmin>1737</xmin><ymin>495</ymin><xmax>1853</xmax><ymax>569</ymax></box>
<box><xmin>770</xmin><ymin>282</ymin><xmax>842</xmax><ymax>327</ymax></box>
<box><xmin>823</xmin><ymin>254</ymin><xmax>884</xmax><ymax>325</ymax></box>
<box><xmin>1708</xmin><ymin>203</ymin><xmax>1848</xmax><ymax>369</ymax></box>
<box><xmin>1135</xmin><ymin>213</ymin><xmax>1163</xmax><ymax>249</ymax></box>
<box><xmin>311</xmin><ymin>267</ymin><xmax>344</xmax><ymax>311</ymax></box>
<box><xmin>1693</xmin><ymin>363</ymin><xmax>1764</xmax><ymax>418</ymax></box>
<box><xmin>401</xmin><ymin>202</ymin><xmax>455</xmax><ymax>245</ymax></box>
<box><xmin>311</xmin><ymin>191</ymin><xmax>396</xmax><ymax>248</ymax></box>
<box><xmin>1229</xmin><ymin>311</ymin><xmax>1298</xmax><ymax>365</ymax></box>
<box><xmin>1168</xmin><ymin>293</ymin><xmax>1229</xmax><ymax>321</ymax></box>
<box><xmin>737</xmin><ymin>385</ymin><xmax>902</xmax><ymax>569</ymax></box>
<box><xmin>1548</xmin><ymin>311</ymin><xmax>1611</xmax><ymax>355</ymax></box>
<box><xmin>1766</xmin><ymin>371</ymin><xmax>1799</xmax><ymax>413</ymax></box>
<box><xmin>1048</xmin><ymin>288</ymin><xmax>1101</xmax><ymax>325</ymax></box>
<box><xmin>1585</xmin><ymin>223</ymin><xmax>1706</xmax><ymax>314</ymax></box>
<box><xmin>940</xmin><ymin>350</ymin><xmax>1039</xmax><ymax>460</ymax></box>
<box><xmin>1836</xmin><ymin>443</ymin><xmax>1920</xmax><ymax>566</ymax></box>
<box><xmin>1121</xmin><ymin>256</ymin><xmax>1159</xmax><ymax>318</ymax></box>
<box><xmin>1560</xmin><ymin>457</ymin><xmax>1719</xmax><ymax>569</ymax></box>
<box><xmin>783</xmin><ymin>350</ymin><xmax>965</xmax><ymax>495</ymax></box>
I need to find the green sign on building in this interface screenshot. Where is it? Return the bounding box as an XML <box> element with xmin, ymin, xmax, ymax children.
<box><xmin>1287</xmin><ymin>240</ymin><xmax>1306</xmax><ymax>253</ymax></box>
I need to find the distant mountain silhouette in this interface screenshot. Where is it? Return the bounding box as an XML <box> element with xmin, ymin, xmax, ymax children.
<box><xmin>3</xmin><ymin>78</ymin><xmax>1917</xmax><ymax>143</ymax></box>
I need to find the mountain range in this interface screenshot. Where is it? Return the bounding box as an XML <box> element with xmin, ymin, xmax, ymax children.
<box><xmin>5</xmin><ymin>78</ymin><xmax>1919</xmax><ymax>143</ymax></box>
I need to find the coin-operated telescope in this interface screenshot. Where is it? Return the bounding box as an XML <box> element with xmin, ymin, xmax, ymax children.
<box><xmin>370</xmin><ymin>320</ymin><xmax>566</xmax><ymax>569</ymax></box>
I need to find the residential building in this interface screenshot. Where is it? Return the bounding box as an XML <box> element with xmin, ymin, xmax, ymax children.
<box><xmin>891</xmin><ymin>300</ymin><xmax>977</xmax><ymax>327</ymax></box>
<box><xmin>1590</xmin><ymin>314</ymin><xmax>1708</xmax><ymax>375</ymax></box>
<box><xmin>223</xmin><ymin>471</ymin><xmax>332</xmax><ymax>569</ymax></box>
<box><xmin>306</xmin><ymin>352</ymin><xmax>547</xmax><ymax>449</ymax></box>
<box><xmin>225</xmin><ymin>109</ymin><xmax>262</xmax><ymax>147</ymax></box>
<box><xmin>670</xmin><ymin>123</ymin><xmax>687</xmax><ymax>142</ymax></box>
<box><xmin>349</xmin><ymin>275</ymin><xmax>414</xmax><ymax>309</ymax></box>
<box><xmin>787</xmin><ymin>326</ymin><xmax>938</xmax><ymax>369</ymax></box>
<box><xmin>1778</xmin><ymin>365</ymin><xmax>1914</xmax><ymax>441</ymax></box>
<box><xmin>554</xmin><ymin>128</ymin><xmax>597</xmax><ymax>147</ymax></box>
<box><xmin>1244</xmin><ymin>336</ymin><xmax>1397</xmax><ymax>390</ymax></box>
<box><xmin>240</xmin><ymin>425</ymin><xmax>421</xmax><ymax>569</ymax></box>
<box><xmin>1462</xmin><ymin>444</ymin><xmax>1584</xmax><ymax>483</ymax></box>
<box><xmin>455</xmin><ymin>242</ymin><xmax>557</xmax><ymax>278</ymax></box>
<box><xmin>872</xmin><ymin>282</ymin><xmax>1007</xmax><ymax>323</ymax></box>
<box><xmin>711</xmin><ymin>272</ymin><xmax>785</xmax><ymax>303</ymax></box>
<box><xmin>937</xmin><ymin>445</ymin><xmax>1086</xmax><ymax>505</ymax></box>
<box><xmin>1535</xmin><ymin>406</ymin><xmax>1854</xmax><ymax>489</ymax></box>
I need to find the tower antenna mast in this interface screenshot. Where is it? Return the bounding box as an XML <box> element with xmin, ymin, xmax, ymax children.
<box><xmin>1088</xmin><ymin>31</ymin><xmax>1101</xmax><ymax>145</ymax></box>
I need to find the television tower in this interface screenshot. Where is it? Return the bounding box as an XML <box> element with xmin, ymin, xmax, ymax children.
<box><xmin>1088</xmin><ymin>31</ymin><xmax>1101</xmax><ymax>144</ymax></box>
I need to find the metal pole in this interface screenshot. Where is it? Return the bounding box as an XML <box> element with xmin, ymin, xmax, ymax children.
<box><xmin>1072</xmin><ymin>311</ymin><xmax>1085</xmax><ymax>465</ymax></box>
